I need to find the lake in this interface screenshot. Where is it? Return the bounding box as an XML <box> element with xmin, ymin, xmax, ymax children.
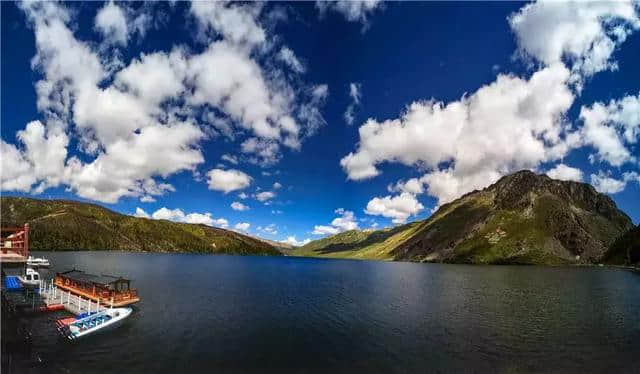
<box><xmin>16</xmin><ymin>252</ymin><xmax>640</xmax><ymax>372</ymax></box>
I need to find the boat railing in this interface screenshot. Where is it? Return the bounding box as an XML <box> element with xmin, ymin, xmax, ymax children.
<box><xmin>0</xmin><ymin>224</ymin><xmax>29</xmax><ymax>257</ymax></box>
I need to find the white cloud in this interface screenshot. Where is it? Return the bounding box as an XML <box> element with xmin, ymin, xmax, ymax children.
<box><xmin>546</xmin><ymin>163</ymin><xmax>584</xmax><ymax>182</ymax></box>
<box><xmin>344</xmin><ymin>82</ymin><xmax>361</xmax><ymax>125</ymax></box>
<box><xmin>590</xmin><ymin>171</ymin><xmax>627</xmax><ymax>194</ymax></box>
<box><xmin>278</xmin><ymin>46</ymin><xmax>305</xmax><ymax>73</ymax></box>
<box><xmin>0</xmin><ymin>120</ymin><xmax>68</xmax><ymax>194</ymax></box>
<box><xmin>364</xmin><ymin>192</ymin><xmax>424</xmax><ymax>224</ymax></box>
<box><xmin>579</xmin><ymin>93</ymin><xmax>640</xmax><ymax>166</ymax></box>
<box><xmin>151</xmin><ymin>207</ymin><xmax>185</xmax><ymax>221</ymax></box>
<box><xmin>509</xmin><ymin>0</ymin><xmax>640</xmax><ymax>79</ymax></box>
<box><xmin>312</xmin><ymin>208</ymin><xmax>359</xmax><ymax>235</ymax></box>
<box><xmin>2</xmin><ymin>1</ymin><xmax>326</xmax><ymax>203</ymax></box>
<box><xmin>259</xmin><ymin>223</ymin><xmax>278</xmax><ymax>235</ymax></box>
<box><xmin>231</xmin><ymin>201</ymin><xmax>249</xmax><ymax>211</ymax></box>
<box><xmin>207</xmin><ymin>169</ymin><xmax>252</xmax><ymax>193</ymax></box>
<box><xmin>212</xmin><ymin>218</ymin><xmax>230</xmax><ymax>228</ymax></box>
<box><xmin>190</xmin><ymin>1</ymin><xmax>266</xmax><ymax>48</ymax></box>
<box><xmin>272</xmin><ymin>182</ymin><xmax>282</xmax><ymax>190</ymax></box>
<box><xmin>255</xmin><ymin>191</ymin><xmax>276</xmax><ymax>202</ymax></box>
<box><xmin>134</xmin><ymin>207</ymin><xmax>150</xmax><ymax>218</ymax></box>
<box><xmin>312</xmin><ymin>225</ymin><xmax>340</xmax><ymax>236</ymax></box>
<box><xmin>342</xmin><ymin>64</ymin><xmax>576</xmax><ymax>206</ymax></box>
<box><xmin>221</xmin><ymin>154</ymin><xmax>239</xmax><ymax>165</ymax></box>
<box><xmin>238</xmin><ymin>192</ymin><xmax>249</xmax><ymax>199</ymax></box>
<box><xmin>140</xmin><ymin>206</ymin><xmax>228</xmax><ymax>228</ymax></box>
<box><xmin>140</xmin><ymin>195</ymin><xmax>156</xmax><ymax>203</ymax></box>
<box><xmin>95</xmin><ymin>1</ymin><xmax>129</xmax><ymax>46</ymax></box>
<box><xmin>623</xmin><ymin>171</ymin><xmax>640</xmax><ymax>185</ymax></box>
<box><xmin>234</xmin><ymin>222</ymin><xmax>250</xmax><ymax>232</ymax></box>
<box><xmin>388</xmin><ymin>177</ymin><xmax>425</xmax><ymax>194</ymax></box>
<box><xmin>281</xmin><ymin>236</ymin><xmax>311</xmax><ymax>247</ymax></box>
<box><xmin>316</xmin><ymin>0</ymin><xmax>383</xmax><ymax>25</ymax></box>
<box><xmin>331</xmin><ymin>208</ymin><xmax>359</xmax><ymax>231</ymax></box>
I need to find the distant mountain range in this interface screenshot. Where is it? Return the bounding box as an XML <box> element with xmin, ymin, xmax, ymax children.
<box><xmin>2</xmin><ymin>170</ymin><xmax>637</xmax><ymax>266</ymax></box>
<box><xmin>295</xmin><ymin>171</ymin><xmax>635</xmax><ymax>266</ymax></box>
<box><xmin>0</xmin><ymin>196</ymin><xmax>281</xmax><ymax>256</ymax></box>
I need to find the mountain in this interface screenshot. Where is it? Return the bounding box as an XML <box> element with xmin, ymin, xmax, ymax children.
<box><xmin>296</xmin><ymin>170</ymin><xmax>634</xmax><ymax>265</ymax></box>
<box><xmin>605</xmin><ymin>225</ymin><xmax>640</xmax><ymax>266</ymax></box>
<box><xmin>0</xmin><ymin>196</ymin><xmax>281</xmax><ymax>256</ymax></box>
<box><xmin>249</xmin><ymin>235</ymin><xmax>295</xmax><ymax>251</ymax></box>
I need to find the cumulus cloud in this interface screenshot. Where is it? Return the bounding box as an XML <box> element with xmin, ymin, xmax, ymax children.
<box><xmin>272</xmin><ymin>182</ymin><xmax>282</xmax><ymax>190</ymax></box>
<box><xmin>234</xmin><ymin>222</ymin><xmax>250</xmax><ymax>232</ymax></box>
<box><xmin>95</xmin><ymin>1</ymin><xmax>129</xmax><ymax>46</ymax></box>
<box><xmin>255</xmin><ymin>191</ymin><xmax>276</xmax><ymax>202</ymax></box>
<box><xmin>342</xmin><ymin>64</ymin><xmax>576</xmax><ymax>205</ymax></box>
<box><xmin>134</xmin><ymin>206</ymin><xmax>229</xmax><ymax>228</ymax></box>
<box><xmin>364</xmin><ymin>192</ymin><xmax>424</xmax><ymax>224</ymax></box>
<box><xmin>546</xmin><ymin>164</ymin><xmax>584</xmax><ymax>182</ymax></box>
<box><xmin>207</xmin><ymin>169</ymin><xmax>252</xmax><ymax>193</ymax></box>
<box><xmin>344</xmin><ymin>82</ymin><xmax>361</xmax><ymax>125</ymax></box>
<box><xmin>316</xmin><ymin>0</ymin><xmax>383</xmax><ymax>26</ymax></box>
<box><xmin>1</xmin><ymin>120</ymin><xmax>68</xmax><ymax>194</ymax></box>
<box><xmin>509</xmin><ymin>0</ymin><xmax>640</xmax><ymax>79</ymax></box>
<box><xmin>311</xmin><ymin>225</ymin><xmax>340</xmax><ymax>236</ymax></box>
<box><xmin>388</xmin><ymin>177</ymin><xmax>425</xmax><ymax>194</ymax></box>
<box><xmin>339</xmin><ymin>1</ymin><xmax>640</xmax><ymax>209</ymax></box>
<box><xmin>312</xmin><ymin>208</ymin><xmax>359</xmax><ymax>235</ymax></box>
<box><xmin>134</xmin><ymin>207</ymin><xmax>150</xmax><ymax>218</ymax></box>
<box><xmin>579</xmin><ymin>93</ymin><xmax>640</xmax><ymax>166</ymax></box>
<box><xmin>2</xmin><ymin>1</ymin><xmax>327</xmax><ymax>203</ymax></box>
<box><xmin>281</xmin><ymin>236</ymin><xmax>311</xmax><ymax>247</ymax></box>
<box><xmin>590</xmin><ymin>171</ymin><xmax>627</xmax><ymax>194</ymax></box>
<box><xmin>231</xmin><ymin>201</ymin><xmax>249</xmax><ymax>211</ymax></box>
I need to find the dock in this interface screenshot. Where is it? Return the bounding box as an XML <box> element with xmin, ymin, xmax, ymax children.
<box><xmin>37</xmin><ymin>279</ymin><xmax>107</xmax><ymax>316</ymax></box>
<box><xmin>1</xmin><ymin>224</ymin><xmax>30</xmax><ymax>266</ymax></box>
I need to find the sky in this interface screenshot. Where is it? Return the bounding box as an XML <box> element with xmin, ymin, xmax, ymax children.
<box><xmin>2</xmin><ymin>1</ymin><xmax>639</xmax><ymax>246</ymax></box>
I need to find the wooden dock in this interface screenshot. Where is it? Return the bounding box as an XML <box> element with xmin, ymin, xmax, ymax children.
<box><xmin>38</xmin><ymin>279</ymin><xmax>108</xmax><ymax>316</ymax></box>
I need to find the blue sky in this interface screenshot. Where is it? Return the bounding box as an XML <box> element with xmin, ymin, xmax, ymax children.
<box><xmin>2</xmin><ymin>1</ymin><xmax>639</xmax><ymax>246</ymax></box>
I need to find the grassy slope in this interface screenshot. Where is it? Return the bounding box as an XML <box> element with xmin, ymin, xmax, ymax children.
<box><xmin>0</xmin><ymin>196</ymin><xmax>281</xmax><ymax>256</ymax></box>
<box><xmin>604</xmin><ymin>225</ymin><xmax>640</xmax><ymax>265</ymax></box>
<box><xmin>295</xmin><ymin>172</ymin><xmax>633</xmax><ymax>265</ymax></box>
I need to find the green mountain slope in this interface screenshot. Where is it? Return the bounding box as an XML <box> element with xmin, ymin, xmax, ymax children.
<box><xmin>0</xmin><ymin>196</ymin><xmax>281</xmax><ymax>256</ymax></box>
<box><xmin>604</xmin><ymin>225</ymin><xmax>640</xmax><ymax>266</ymax></box>
<box><xmin>296</xmin><ymin>171</ymin><xmax>633</xmax><ymax>265</ymax></box>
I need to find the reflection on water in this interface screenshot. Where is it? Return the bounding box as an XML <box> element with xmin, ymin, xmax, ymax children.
<box><xmin>17</xmin><ymin>252</ymin><xmax>640</xmax><ymax>373</ymax></box>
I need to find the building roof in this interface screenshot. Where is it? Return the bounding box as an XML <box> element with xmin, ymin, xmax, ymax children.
<box><xmin>58</xmin><ymin>269</ymin><xmax>130</xmax><ymax>286</ymax></box>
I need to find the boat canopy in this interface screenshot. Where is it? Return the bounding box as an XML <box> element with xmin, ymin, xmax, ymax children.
<box><xmin>58</xmin><ymin>269</ymin><xmax>132</xmax><ymax>291</ymax></box>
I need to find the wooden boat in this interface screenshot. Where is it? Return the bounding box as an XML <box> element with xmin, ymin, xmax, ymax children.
<box><xmin>55</xmin><ymin>269</ymin><xmax>140</xmax><ymax>307</ymax></box>
<box><xmin>61</xmin><ymin>307</ymin><xmax>133</xmax><ymax>340</ymax></box>
<box><xmin>18</xmin><ymin>267</ymin><xmax>40</xmax><ymax>288</ymax></box>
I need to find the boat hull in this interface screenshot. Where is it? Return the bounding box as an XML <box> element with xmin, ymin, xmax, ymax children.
<box><xmin>17</xmin><ymin>276</ymin><xmax>40</xmax><ymax>288</ymax></box>
<box><xmin>65</xmin><ymin>308</ymin><xmax>133</xmax><ymax>340</ymax></box>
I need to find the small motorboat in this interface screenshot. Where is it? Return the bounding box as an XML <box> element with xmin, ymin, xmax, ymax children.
<box><xmin>63</xmin><ymin>307</ymin><xmax>133</xmax><ymax>340</ymax></box>
<box><xmin>18</xmin><ymin>268</ymin><xmax>41</xmax><ymax>288</ymax></box>
<box><xmin>27</xmin><ymin>255</ymin><xmax>50</xmax><ymax>267</ymax></box>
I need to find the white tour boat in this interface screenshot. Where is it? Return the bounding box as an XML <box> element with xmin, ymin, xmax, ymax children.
<box><xmin>65</xmin><ymin>307</ymin><xmax>133</xmax><ymax>340</ymax></box>
<box><xmin>18</xmin><ymin>268</ymin><xmax>41</xmax><ymax>288</ymax></box>
<box><xmin>26</xmin><ymin>255</ymin><xmax>50</xmax><ymax>267</ymax></box>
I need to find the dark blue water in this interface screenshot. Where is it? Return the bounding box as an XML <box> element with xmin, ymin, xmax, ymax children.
<box><xmin>19</xmin><ymin>252</ymin><xmax>640</xmax><ymax>373</ymax></box>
